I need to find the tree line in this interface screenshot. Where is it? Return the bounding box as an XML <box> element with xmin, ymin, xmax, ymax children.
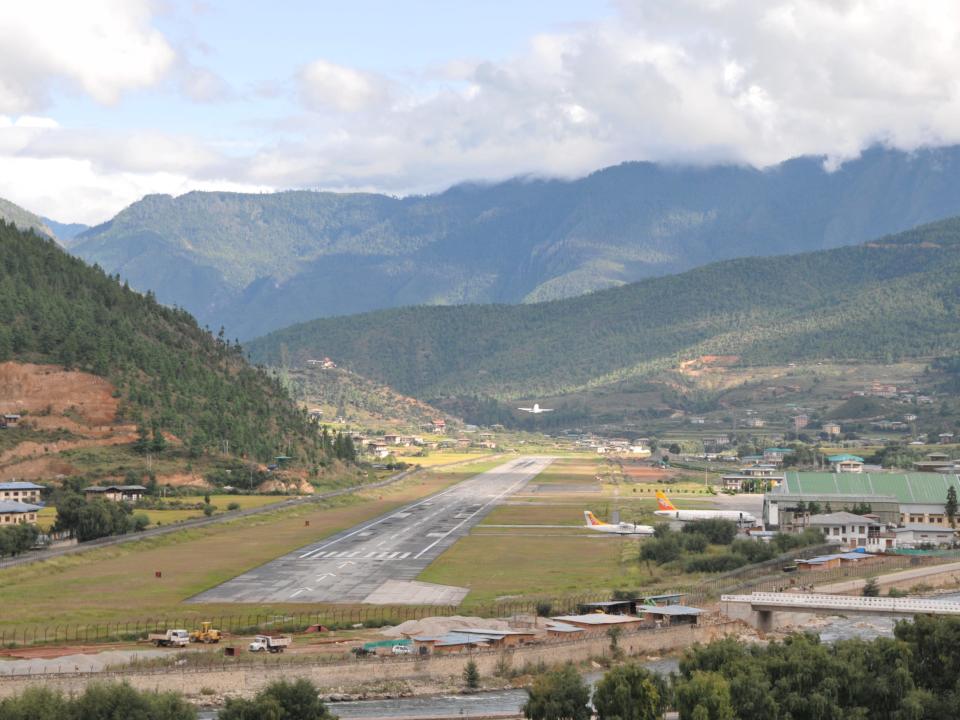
<box><xmin>525</xmin><ymin>614</ymin><xmax>960</xmax><ymax>719</ymax></box>
<box><xmin>0</xmin><ymin>679</ymin><xmax>334</xmax><ymax>719</ymax></box>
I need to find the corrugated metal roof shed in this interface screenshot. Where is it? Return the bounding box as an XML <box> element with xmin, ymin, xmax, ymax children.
<box><xmin>0</xmin><ymin>482</ymin><xmax>45</xmax><ymax>490</ymax></box>
<box><xmin>0</xmin><ymin>500</ymin><xmax>41</xmax><ymax>513</ymax></box>
<box><xmin>637</xmin><ymin>605</ymin><xmax>703</xmax><ymax>616</ymax></box>
<box><xmin>551</xmin><ymin>614</ymin><xmax>643</xmax><ymax>626</ymax></box>
<box><xmin>781</xmin><ymin>471</ymin><xmax>960</xmax><ymax>505</ymax></box>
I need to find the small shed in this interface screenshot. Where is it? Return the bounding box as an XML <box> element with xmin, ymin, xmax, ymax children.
<box><xmin>577</xmin><ymin>600</ymin><xmax>635</xmax><ymax>615</ymax></box>
<box><xmin>637</xmin><ymin>604</ymin><xmax>703</xmax><ymax>627</ymax></box>
<box><xmin>549</xmin><ymin>614</ymin><xmax>644</xmax><ymax>632</ymax></box>
<box><xmin>545</xmin><ymin>622</ymin><xmax>585</xmax><ymax>639</ymax></box>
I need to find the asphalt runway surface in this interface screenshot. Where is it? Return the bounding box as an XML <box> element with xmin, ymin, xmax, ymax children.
<box><xmin>190</xmin><ymin>456</ymin><xmax>554</xmax><ymax>605</ymax></box>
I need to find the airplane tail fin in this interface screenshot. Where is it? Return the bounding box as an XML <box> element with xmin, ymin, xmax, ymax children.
<box><xmin>584</xmin><ymin>511</ymin><xmax>603</xmax><ymax>526</ymax></box>
<box><xmin>655</xmin><ymin>491</ymin><xmax>677</xmax><ymax>511</ymax></box>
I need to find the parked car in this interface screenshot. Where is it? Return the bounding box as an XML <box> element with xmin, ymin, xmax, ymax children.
<box><xmin>392</xmin><ymin>644</ymin><xmax>412</xmax><ymax>655</ymax></box>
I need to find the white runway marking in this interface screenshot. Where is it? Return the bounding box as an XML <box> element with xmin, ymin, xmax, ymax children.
<box><xmin>413</xmin><ymin>474</ymin><xmax>533</xmax><ymax>560</ymax></box>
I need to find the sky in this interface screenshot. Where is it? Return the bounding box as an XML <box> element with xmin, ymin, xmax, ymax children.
<box><xmin>3</xmin><ymin>0</ymin><xmax>960</xmax><ymax>224</ymax></box>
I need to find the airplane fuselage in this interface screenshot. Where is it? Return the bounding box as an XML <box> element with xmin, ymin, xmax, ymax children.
<box><xmin>589</xmin><ymin>522</ymin><xmax>656</xmax><ymax>536</ymax></box>
<box><xmin>654</xmin><ymin>509</ymin><xmax>757</xmax><ymax>525</ymax></box>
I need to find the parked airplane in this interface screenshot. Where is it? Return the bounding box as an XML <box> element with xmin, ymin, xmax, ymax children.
<box><xmin>654</xmin><ymin>491</ymin><xmax>758</xmax><ymax>526</ymax></box>
<box><xmin>583</xmin><ymin>511</ymin><xmax>655</xmax><ymax>536</ymax></box>
<box><xmin>518</xmin><ymin>403</ymin><xmax>553</xmax><ymax>414</ymax></box>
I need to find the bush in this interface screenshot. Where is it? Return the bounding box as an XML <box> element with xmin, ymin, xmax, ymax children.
<box><xmin>682</xmin><ymin>519</ymin><xmax>737</xmax><ymax>545</ymax></box>
<box><xmin>463</xmin><ymin>659</ymin><xmax>480</xmax><ymax>689</ymax></box>
<box><xmin>0</xmin><ymin>682</ymin><xmax>196</xmax><ymax>720</ymax></box>
<box><xmin>681</xmin><ymin>533</ymin><xmax>708</xmax><ymax>553</ymax></box>
<box><xmin>0</xmin><ymin>524</ymin><xmax>39</xmax><ymax>557</ymax></box>
<box><xmin>862</xmin><ymin>577</ymin><xmax>880</xmax><ymax>597</ymax></box>
<box><xmin>219</xmin><ymin>679</ymin><xmax>334</xmax><ymax>720</ymax></box>
<box><xmin>132</xmin><ymin>513</ymin><xmax>150</xmax><ymax>532</ymax></box>
<box><xmin>535</xmin><ymin>601</ymin><xmax>553</xmax><ymax>617</ymax></box>
<box><xmin>640</xmin><ymin>532</ymin><xmax>683</xmax><ymax>565</ymax></box>
<box><xmin>227</xmin><ymin>501</ymin><xmax>241</xmax><ymax>511</ymax></box>
<box><xmin>202</xmin><ymin>504</ymin><xmax>215</xmax><ymax>517</ymax></box>
<box><xmin>685</xmin><ymin>553</ymin><xmax>748</xmax><ymax>573</ymax></box>
<box><xmin>730</xmin><ymin>539</ymin><xmax>776</xmax><ymax>563</ymax></box>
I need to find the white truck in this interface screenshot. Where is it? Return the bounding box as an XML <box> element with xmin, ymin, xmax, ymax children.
<box><xmin>147</xmin><ymin>629</ymin><xmax>190</xmax><ymax>647</ymax></box>
<box><xmin>248</xmin><ymin>635</ymin><xmax>291</xmax><ymax>653</ymax></box>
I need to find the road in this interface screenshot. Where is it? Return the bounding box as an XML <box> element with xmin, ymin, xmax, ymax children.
<box><xmin>189</xmin><ymin>456</ymin><xmax>554</xmax><ymax>605</ymax></box>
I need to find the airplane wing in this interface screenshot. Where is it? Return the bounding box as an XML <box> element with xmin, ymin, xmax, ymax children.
<box><xmin>517</xmin><ymin>407</ymin><xmax>533</xmax><ymax>412</ymax></box>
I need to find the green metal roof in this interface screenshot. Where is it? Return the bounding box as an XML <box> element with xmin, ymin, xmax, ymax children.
<box><xmin>781</xmin><ymin>472</ymin><xmax>960</xmax><ymax>504</ymax></box>
<box><xmin>765</xmin><ymin>448</ymin><xmax>793</xmax><ymax>453</ymax></box>
<box><xmin>826</xmin><ymin>455</ymin><xmax>864</xmax><ymax>463</ymax></box>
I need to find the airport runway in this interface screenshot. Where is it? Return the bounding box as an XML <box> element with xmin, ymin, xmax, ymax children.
<box><xmin>189</xmin><ymin>456</ymin><xmax>554</xmax><ymax>605</ymax></box>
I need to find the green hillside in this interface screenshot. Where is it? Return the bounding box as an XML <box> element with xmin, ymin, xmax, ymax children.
<box><xmin>248</xmin><ymin>217</ymin><xmax>960</xmax><ymax>401</ymax></box>
<box><xmin>0</xmin><ymin>221</ymin><xmax>321</xmax><ymax>465</ymax></box>
<box><xmin>0</xmin><ymin>197</ymin><xmax>54</xmax><ymax>239</ymax></box>
<box><xmin>73</xmin><ymin>145</ymin><xmax>960</xmax><ymax>339</ymax></box>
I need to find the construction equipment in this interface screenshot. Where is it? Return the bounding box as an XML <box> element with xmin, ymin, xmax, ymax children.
<box><xmin>189</xmin><ymin>621</ymin><xmax>222</xmax><ymax>644</ymax></box>
<box><xmin>147</xmin><ymin>629</ymin><xmax>190</xmax><ymax>647</ymax></box>
<box><xmin>248</xmin><ymin>635</ymin><xmax>291</xmax><ymax>653</ymax></box>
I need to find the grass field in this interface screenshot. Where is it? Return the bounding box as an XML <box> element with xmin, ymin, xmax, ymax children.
<box><xmin>418</xmin><ymin>456</ymin><xmax>720</xmax><ymax>604</ymax></box>
<box><xmin>0</xmin><ymin>460</ymin><xmax>495</xmax><ymax>630</ymax></box>
<box><xmin>34</xmin><ymin>494</ymin><xmax>289</xmax><ymax>530</ymax></box>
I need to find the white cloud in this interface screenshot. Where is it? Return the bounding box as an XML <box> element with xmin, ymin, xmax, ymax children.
<box><xmin>299</xmin><ymin>60</ymin><xmax>392</xmax><ymax>113</ymax></box>
<box><xmin>9</xmin><ymin>1</ymin><xmax>960</xmax><ymax>222</ymax></box>
<box><xmin>270</xmin><ymin>0</ymin><xmax>960</xmax><ymax>188</ymax></box>
<box><xmin>0</xmin><ymin>0</ymin><xmax>175</xmax><ymax>113</ymax></box>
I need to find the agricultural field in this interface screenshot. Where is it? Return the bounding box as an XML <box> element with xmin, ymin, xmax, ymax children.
<box><xmin>395</xmin><ymin>451</ymin><xmax>495</xmax><ymax>467</ymax></box>
<box><xmin>0</xmin><ymin>461</ymin><xmax>494</xmax><ymax>631</ymax></box>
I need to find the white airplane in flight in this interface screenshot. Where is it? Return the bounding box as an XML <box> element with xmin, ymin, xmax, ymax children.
<box><xmin>518</xmin><ymin>403</ymin><xmax>553</xmax><ymax>414</ymax></box>
<box><xmin>654</xmin><ymin>491</ymin><xmax>758</xmax><ymax>526</ymax></box>
<box><xmin>583</xmin><ymin>511</ymin><xmax>655</xmax><ymax>536</ymax></box>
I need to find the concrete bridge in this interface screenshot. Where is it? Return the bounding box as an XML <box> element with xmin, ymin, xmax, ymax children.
<box><xmin>720</xmin><ymin>592</ymin><xmax>960</xmax><ymax>631</ymax></box>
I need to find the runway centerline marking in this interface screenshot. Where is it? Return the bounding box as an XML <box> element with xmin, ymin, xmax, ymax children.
<box><xmin>413</xmin><ymin>471</ymin><xmax>538</xmax><ymax>560</ymax></box>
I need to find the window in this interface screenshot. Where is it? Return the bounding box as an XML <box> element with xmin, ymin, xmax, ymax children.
<box><xmin>859</xmin><ymin>526</ymin><xmax>865</xmax><ymax>534</ymax></box>
<box><xmin>833</xmin><ymin>527</ymin><xmax>840</xmax><ymax>535</ymax></box>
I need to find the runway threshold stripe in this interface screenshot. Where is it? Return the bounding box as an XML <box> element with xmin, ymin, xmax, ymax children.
<box><xmin>399</xmin><ymin>552</ymin><xmax>410</xmax><ymax>559</ymax></box>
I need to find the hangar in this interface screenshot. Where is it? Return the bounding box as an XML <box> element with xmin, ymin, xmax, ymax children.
<box><xmin>764</xmin><ymin>471</ymin><xmax>960</xmax><ymax>528</ymax></box>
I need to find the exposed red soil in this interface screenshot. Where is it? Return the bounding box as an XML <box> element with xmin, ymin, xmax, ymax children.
<box><xmin>0</xmin><ymin>362</ymin><xmax>119</xmax><ymax>424</ymax></box>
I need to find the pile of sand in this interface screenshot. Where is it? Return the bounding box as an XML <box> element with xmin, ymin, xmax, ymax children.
<box><xmin>380</xmin><ymin>615</ymin><xmax>511</xmax><ymax>638</ymax></box>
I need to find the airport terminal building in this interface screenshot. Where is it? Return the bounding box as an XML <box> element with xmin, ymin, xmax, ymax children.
<box><xmin>763</xmin><ymin>471</ymin><xmax>960</xmax><ymax>529</ymax></box>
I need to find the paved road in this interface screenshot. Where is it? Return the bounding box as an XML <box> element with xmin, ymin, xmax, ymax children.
<box><xmin>190</xmin><ymin>456</ymin><xmax>554</xmax><ymax>605</ymax></box>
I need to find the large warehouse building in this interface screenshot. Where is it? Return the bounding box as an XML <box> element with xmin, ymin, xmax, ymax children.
<box><xmin>764</xmin><ymin>472</ymin><xmax>960</xmax><ymax>529</ymax></box>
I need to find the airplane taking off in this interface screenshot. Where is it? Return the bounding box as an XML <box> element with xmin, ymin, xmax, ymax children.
<box><xmin>654</xmin><ymin>491</ymin><xmax>758</xmax><ymax>526</ymax></box>
<box><xmin>518</xmin><ymin>403</ymin><xmax>553</xmax><ymax>414</ymax></box>
<box><xmin>584</xmin><ymin>511</ymin><xmax>655</xmax><ymax>536</ymax></box>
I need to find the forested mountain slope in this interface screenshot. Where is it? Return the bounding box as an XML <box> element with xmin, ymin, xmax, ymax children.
<box><xmin>74</xmin><ymin>145</ymin><xmax>960</xmax><ymax>339</ymax></box>
<box><xmin>247</xmin><ymin>217</ymin><xmax>960</xmax><ymax>401</ymax></box>
<box><xmin>0</xmin><ymin>221</ymin><xmax>321</xmax><ymax>465</ymax></box>
<box><xmin>0</xmin><ymin>197</ymin><xmax>54</xmax><ymax>239</ymax></box>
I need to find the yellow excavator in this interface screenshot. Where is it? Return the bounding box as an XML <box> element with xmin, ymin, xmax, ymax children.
<box><xmin>189</xmin><ymin>621</ymin><xmax>222</xmax><ymax>644</ymax></box>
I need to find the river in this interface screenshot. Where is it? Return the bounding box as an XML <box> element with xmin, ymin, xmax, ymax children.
<box><xmin>199</xmin><ymin>603</ymin><xmax>958</xmax><ymax>720</ymax></box>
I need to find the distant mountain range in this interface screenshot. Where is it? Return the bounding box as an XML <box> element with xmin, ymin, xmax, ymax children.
<box><xmin>246</xmin><ymin>217</ymin><xmax>960</xmax><ymax>403</ymax></box>
<box><xmin>43</xmin><ymin>217</ymin><xmax>90</xmax><ymax>245</ymax></box>
<box><xmin>68</xmin><ymin>145</ymin><xmax>960</xmax><ymax>339</ymax></box>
